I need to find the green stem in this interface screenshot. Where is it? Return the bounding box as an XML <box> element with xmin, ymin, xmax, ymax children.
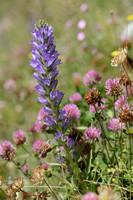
<box><xmin>94</xmin><ymin>105</ymin><xmax>119</xmax><ymax>167</ymax></box>
<box><xmin>11</xmin><ymin>159</ymin><xmax>31</xmax><ymax>179</ymax></box>
<box><xmin>22</xmin><ymin>145</ymin><xmax>32</xmax><ymax>156</ymax></box>
<box><xmin>114</xmin><ymin>95</ymin><xmax>116</xmax><ymax>118</ymax></box>
<box><xmin>0</xmin><ymin>188</ymin><xmax>8</xmax><ymax>198</ymax></box>
<box><xmin>43</xmin><ymin>178</ymin><xmax>58</xmax><ymax>200</ymax></box>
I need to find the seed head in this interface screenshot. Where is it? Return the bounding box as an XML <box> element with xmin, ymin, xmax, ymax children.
<box><xmin>119</xmin><ymin>72</ymin><xmax>132</xmax><ymax>86</ymax></box>
<box><xmin>31</xmin><ymin>166</ymin><xmax>45</xmax><ymax>185</ymax></box>
<box><xmin>119</xmin><ymin>107</ymin><xmax>133</xmax><ymax>123</ymax></box>
<box><xmin>84</xmin><ymin>88</ymin><xmax>101</xmax><ymax>105</ymax></box>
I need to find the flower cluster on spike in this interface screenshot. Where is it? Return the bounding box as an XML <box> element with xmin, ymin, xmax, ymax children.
<box><xmin>30</xmin><ymin>20</ymin><xmax>66</xmax><ymax>129</ymax></box>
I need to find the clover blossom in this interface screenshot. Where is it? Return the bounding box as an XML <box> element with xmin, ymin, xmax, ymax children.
<box><xmin>90</xmin><ymin>98</ymin><xmax>107</xmax><ymax>113</ymax></box>
<box><xmin>84</xmin><ymin>70</ymin><xmax>101</xmax><ymax>86</ymax></box>
<box><xmin>21</xmin><ymin>165</ymin><xmax>29</xmax><ymax>173</ymax></box>
<box><xmin>32</xmin><ymin>139</ymin><xmax>44</xmax><ymax>152</ymax></box>
<box><xmin>108</xmin><ymin>118</ymin><xmax>125</xmax><ymax>131</ymax></box>
<box><xmin>84</xmin><ymin>127</ymin><xmax>101</xmax><ymax>140</ymax></box>
<box><xmin>81</xmin><ymin>192</ymin><xmax>98</xmax><ymax>200</ymax></box>
<box><xmin>69</xmin><ymin>92</ymin><xmax>82</xmax><ymax>103</ymax></box>
<box><xmin>30</xmin><ymin>20</ymin><xmax>65</xmax><ymax>129</ymax></box>
<box><xmin>63</xmin><ymin>103</ymin><xmax>81</xmax><ymax>120</ymax></box>
<box><xmin>0</xmin><ymin>140</ymin><xmax>16</xmax><ymax>160</ymax></box>
<box><xmin>115</xmin><ymin>95</ymin><xmax>129</xmax><ymax>110</ymax></box>
<box><xmin>13</xmin><ymin>129</ymin><xmax>26</xmax><ymax>145</ymax></box>
<box><xmin>105</xmin><ymin>77</ymin><xmax>122</xmax><ymax>96</ymax></box>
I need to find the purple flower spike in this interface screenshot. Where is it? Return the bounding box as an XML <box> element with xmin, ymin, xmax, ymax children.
<box><xmin>31</xmin><ymin>20</ymin><xmax>65</xmax><ymax>129</ymax></box>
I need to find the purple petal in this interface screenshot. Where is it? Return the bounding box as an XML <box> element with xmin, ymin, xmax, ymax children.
<box><xmin>32</xmin><ymin>73</ymin><xmax>42</xmax><ymax>82</ymax></box>
<box><xmin>48</xmin><ymin>44</ymin><xmax>55</xmax><ymax>54</ymax></box>
<box><xmin>43</xmin><ymin>107</ymin><xmax>53</xmax><ymax>115</ymax></box>
<box><xmin>55</xmin><ymin>92</ymin><xmax>64</xmax><ymax>105</ymax></box>
<box><xmin>47</xmin><ymin>36</ymin><xmax>54</xmax><ymax>46</ymax></box>
<box><xmin>51</xmin><ymin>59</ymin><xmax>61</xmax><ymax>68</ymax></box>
<box><xmin>50</xmin><ymin>79</ymin><xmax>58</xmax><ymax>90</ymax></box>
<box><xmin>35</xmin><ymin>85</ymin><xmax>45</xmax><ymax>95</ymax></box>
<box><xmin>55</xmin><ymin>132</ymin><xmax>64</xmax><ymax>141</ymax></box>
<box><xmin>43</xmin><ymin>78</ymin><xmax>51</xmax><ymax>86</ymax></box>
<box><xmin>38</xmin><ymin>97</ymin><xmax>49</xmax><ymax>105</ymax></box>
<box><xmin>50</xmin><ymin>67</ymin><xmax>59</xmax><ymax>79</ymax></box>
<box><xmin>31</xmin><ymin>49</ymin><xmax>40</xmax><ymax>59</ymax></box>
<box><xmin>30</xmin><ymin>40</ymin><xmax>39</xmax><ymax>49</ymax></box>
<box><xmin>57</xmin><ymin>109</ymin><xmax>66</xmax><ymax>121</ymax></box>
<box><xmin>44</xmin><ymin>117</ymin><xmax>56</xmax><ymax>127</ymax></box>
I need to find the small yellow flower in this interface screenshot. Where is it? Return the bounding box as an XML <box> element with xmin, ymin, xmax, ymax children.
<box><xmin>126</xmin><ymin>14</ymin><xmax>133</xmax><ymax>22</ymax></box>
<box><xmin>112</xmin><ymin>178</ymin><xmax>115</xmax><ymax>182</ymax></box>
<box><xmin>111</xmin><ymin>50</ymin><xmax>120</xmax><ymax>57</ymax></box>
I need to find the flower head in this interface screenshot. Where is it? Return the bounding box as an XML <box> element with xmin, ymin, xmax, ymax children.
<box><xmin>119</xmin><ymin>107</ymin><xmax>133</xmax><ymax>123</ymax></box>
<box><xmin>84</xmin><ymin>127</ymin><xmax>101</xmax><ymax>140</ymax></box>
<box><xmin>90</xmin><ymin>98</ymin><xmax>107</xmax><ymax>113</ymax></box>
<box><xmin>4</xmin><ymin>79</ymin><xmax>16</xmax><ymax>91</ymax></box>
<box><xmin>0</xmin><ymin>140</ymin><xmax>16</xmax><ymax>160</ymax></box>
<box><xmin>63</xmin><ymin>103</ymin><xmax>80</xmax><ymax>120</ymax></box>
<box><xmin>80</xmin><ymin>3</ymin><xmax>88</xmax><ymax>12</ymax></box>
<box><xmin>119</xmin><ymin>72</ymin><xmax>132</xmax><ymax>86</ymax></box>
<box><xmin>30</xmin><ymin>20</ymin><xmax>64</xmax><ymax>128</ymax></box>
<box><xmin>13</xmin><ymin>130</ymin><xmax>26</xmax><ymax>145</ymax></box>
<box><xmin>115</xmin><ymin>95</ymin><xmax>129</xmax><ymax>110</ymax></box>
<box><xmin>108</xmin><ymin>118</ymin><xmax>125</xmax><ymax>131</ymax></box>
<box><xmin>22</xmin><ymin>165</ymin><xmax>29</xmax><ymax>173</ymax></box>
<box><xmin>72</xmin><ymin>72</ymin><xmax>82</xmax><ymax>87</ymax></box>
<box><xmin>41</xmin><ymin>163</ymin><xmax>49</xmax><ymax>170</ymax></box>
<box><xmin>77</xmin><ymin>32</ymin><xmax>85</xmax><ymax>41</ymax></box>
<box><xmin>82</xmin><ymin>192</ymin><xmax>98</xmax><ymax>200</ymax></box>
<box><xmin>84</xmin><ymin>88</ymin><xmax>101</xmax><ymax>105</ymax></box>
<box><xmin>33</xmin><ymin>139</ymin><xmax>44</xmax><ymax>152</ymax></box>
<box><xmin>65</xmin><ymin>20</ymin><xmax>72</xmax><ymax>29</ymax></box>
<box><xmin>77</xmin><ymin>20</ymin><xmax>86</xmax><ymax>29</ymax></box>
<box><xmin>69</xmin><ymin>92</ymin><xmax>82</xmax><ymax>103</ymax></box>
<box><xmin>84</xmin><ymin>70</ymin><xmax>101</xmax><ymax>86</ymax></box>
<box><xmin>55</xmin><ymin>131</ymin><xmax>64</xmax><ymax>141</ymax></box>
<box><xmin>105</xmin><ymin>78</ymin><xmax>122</xmax><ymax>96</ymax></box>
<box><xmin>37</xmin><ymin>108</ymin><xmax>49</xmax><ymax>121</ymax></box>
<box><xmin>31</xmin><ymin>166</ymin><xmax>44</xmax><ymax>185</ymax></box>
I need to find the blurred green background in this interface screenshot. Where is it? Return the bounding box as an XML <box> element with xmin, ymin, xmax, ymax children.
<box><xmin>0</xmin><ymin>0</ymin><xmax>133</xmax><ymax>190</ymax></box>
